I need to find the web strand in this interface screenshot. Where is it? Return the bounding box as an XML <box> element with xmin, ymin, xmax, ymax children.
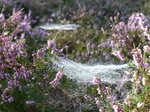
<box><xmin>51</xmin><ymin>57</ymin><xmax>129</xmax><ymax>84</ymax></box>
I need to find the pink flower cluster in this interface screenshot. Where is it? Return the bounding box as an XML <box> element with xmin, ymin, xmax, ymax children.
<box><xmin>0</xmin><ymin>36</ymin><xmax>31</xmax><ymax>103</ymax></box>
<box><xmin>95</xmin><ymin>84</ymin><xmax>117</xmax><ymax>111</ymax></box>
<box><xmin>137</xmin><ymin>102</ymin><xmax>145</xmax><ymax>108</ymax></box>
<box><xmin>113</xmin><ymin>103</ymin><xmax>125</xmax><ymax>112</ymax></box>
<box><xmin>93</xmin><ymin>77</ymin><xmax>102</xmax><ymax>85</ymax></box>
<box><xmin>99</xmin><ymin>44</ymin><xmax>150</xmax><ymax>111</ymax></box>
<box><xmin>143</xmin><ymin>45</ymin><xmax>150</xmax><ymax>53</ymax></box>
<box><xmin>32</xmin><ymin>48</ymin><xmax>47</xmax><ymax>61</ymax></box>
<box><xmin>104</xmin><ymin>13</ymin><xmax>150</xmax><ymax>59</ymax></box>
<box><xmin>127</xmin><ymin>13</ymin><xmax>150</xmax><ymax>41</ymax></box>
<box><xmin>50</xmin><ymin>71</ymin><xmax>64</xmax><ymax>88</ymax></box>
<box><xmin>0</xmin><ymin>9</ymin><xmax>34</xmax><ymax>104</ymax></box>
<box><xmin>0</xmin><ymin>36</ymin><xmax>26</xmax><ymax>69</ymax></box>
<box><xmin>127</xmin><ymin>13</ymin><xmax>149</xmax><ymax>32</ymax></box>
<box><xmin>47</xmin><ymin>40</ymin><xmax>56</xmax><ymax>49</ymax></box>
<box><xmin>124</xmin><ymin>95</ymin><xmax>132</xmax><ymax>106</ymax></box>
<box><xmin>112</xmin><ymin>50</ymin><xmax>125</xmax><ymax>61</ymax></box>
<box><xmin>123</xmin><ymin>46</ymin><xmax>149</xmax><ymax>110</ymax></box>
<box><xmin>131</xmin><ymin>48</ymin><xmax>145</xmax><ymax>68</ymax></box>
<box><xmin>26</xmin><ymin>101</ymin><xmax>35</xmax><ymax>105</ymax></box>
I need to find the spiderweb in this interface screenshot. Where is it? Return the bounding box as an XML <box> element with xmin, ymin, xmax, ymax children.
<box><xmin>51</xmin><ymin>57</ymin><xmax>129</xmax><ymax>84</ymax></box>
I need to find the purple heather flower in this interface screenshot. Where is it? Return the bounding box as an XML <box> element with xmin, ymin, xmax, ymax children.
<box><xmin>112</xmin><ymin>50</ymin><xmax>125</xmax><ymax>61</ymax></box>
<box><xmin>26</xmin><ymin>101</ymin><xmax>35</xmax><ymax>105</ymax></box>
<box><xmin>91</xmin><ymin>44</ymin><xmax>96</xmax><ymax>49</ymax></box>
<box><xmin>99</xmin><ymin>109</ymin><xmax>105</xmax><ymax>112</ymax></box>
<box><xmin>142</xmin><ymin>77</ymin><xmax>147</xmax><ymax>85</ymax></box>
<box><xmin>95</xmin><ymin>98</ymin><xmax>101</xmax><ymax>106</ymax></box>
<box><xmin>93</xmin><ymin>77</ymin><xmax>102</xmax><ymax>85</ymax></box>
<box><xmin>97</xmin><ymin>88</ymin><xmax>101</xmax><ymax>94</ymax></box>
<box><xmin>143</xmin><ymin>45</ymin><xmax>150</xmax><ymax>53</ymax></box>
<box><xmin>95</xmin><ymin>50</ymin><xmax>99</xmax><ymax>54</ymax></box>
<box><xmin>105</xmin><ymin>55</ymin><xmax>111</xmax><ymax>60</ymax></box>
<box><xmin>36</xmin><ymin>48</ymin><xmax>46</xmax><ymax>58</ymax></box>
<box><xmin>124</xmin><ymin>95</ymin><xmax>132</xmax><ymax>106</ymax></box>
<box><xmin>47</xmin><ymin>40</ymin><xmax>56</xmax><ymax>49</ymax></box>
<box><xmin>137</xmin><ymin>102</ymin><xmax>145</xmax><ymax>108</ymax></box>
<box><xmin>127</xmin><ymin>13</ymin><xmax>149</xmax><ymax>32</ymax></box>
<box><xmin>102</xmin><ymin>52</ymin><xmax>107</xmax><ymax>56</ymax></box>
<box><xmin>50</xmin><ymin>71</ymin><xmax>64</xmax><ymax>88</ymax></box>
<box><xmin>51</xmin><ymin>49</ymin><xmax>57</xmax><ymax>54</ymax></box>
<box><xmin>73</xmin><ymin>103</ymin><xmax>78</xmax><ymax>107</ymax></box>
<box><xmin>113</xmin><ymin>103</ymin><xmax>125</xmax><ymax>112</ymax></box>
<box><xmin>86</xmin><ymin>43</ymin><xmax>91</xmax><ymax>54</ymax></box>
<box><xmin>21</xmin><ymin>21</ymin><xmax>31</xmax><ymax>31</ymax></box>
<box><xmin>131</xmin><ymin>48</ymin><xmax>145</xmax><ymax>68</ymax></box>
<box><xmin>8</xmin><ymin>97</ymin><xmax>14</xmax><ymax>102</ymax></box>
<box><xmin>76</xmin><ymin>40</ymin><xmax>81</xmax><ymax>43</ymax></box>
<box><xmin>0</xmin><ymin>13</ymin><xmax>5</xmax><ymax>22</ymax></box>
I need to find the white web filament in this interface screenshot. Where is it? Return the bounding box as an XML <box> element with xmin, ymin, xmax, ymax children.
<box><xmin>51</xmin><ymin>57</ymin><xmax>129</xmax><ymax>84</ymax></box>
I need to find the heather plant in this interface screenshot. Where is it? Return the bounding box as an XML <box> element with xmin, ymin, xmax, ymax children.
<box><xmin>96</xmin><ymin>13</ymin><xmax>150</xmax><ymax>61</ymax></box>
<box><xmin>0</xmin><ymin>9</ymin><xmax>33</xmax><ymax>111</ymax></box>
<box><xmin>0</xmin><ymin>9</ymin><xmax>98</xmax><ymax>112</ymax></box>
<box><xmin>0</xmin><ymin>9</ymin><xmax>69</xmax><ymax>112</ymax></box>
<box><xmin>92</xmin><ymin>19</ymin><xmax>150</xmax><ymax>111</ymax></box>
<box><xmin>94</xmin><ymin>46</ymin><xmax>150</xmax><ymax>112</ymax></box>
<box><xmin>1</xmin><ymin>0</ymin><xmax>148</xmax><ymax>64</ymax></box>
<box><xmin>45</xmin><ymin>12</ymin><xmax>150</xmax><ymax>63</ymax></box>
